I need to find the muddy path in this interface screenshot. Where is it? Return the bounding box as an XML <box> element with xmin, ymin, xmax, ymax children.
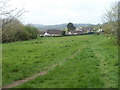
<box><xmin>2</xmin><ymin>46</ymin><xmax>86</xmax><ymax>89</ymax></box>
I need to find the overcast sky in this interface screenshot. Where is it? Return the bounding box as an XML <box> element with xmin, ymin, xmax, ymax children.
<box><xmin>9</xmin><ymin>0</ymin><xmax>118</xmax><ymax>25</ymax></box>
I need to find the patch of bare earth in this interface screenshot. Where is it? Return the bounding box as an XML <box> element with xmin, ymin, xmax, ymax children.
<box><xmin>3</xmin><ymin>71</ymin><xmax>46</xmax><ymax>88</ymax></box>
<box><xmin>2</xmin><ymin>64</ymin><xmax>57</xmax><ymax>89</ymax></box>
<box><xmin>2</xmin><ymin>46</ymin><xmax>86</xmax><ymax>89</ymax></box>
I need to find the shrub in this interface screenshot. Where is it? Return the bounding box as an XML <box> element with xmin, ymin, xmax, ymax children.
<box><xmin>61</xmin><ymin>31</ymin><xmax>66</xmax><ymax>36</ymax></box>
<box><xmin>24</xmin><ymin>26</ymin><xmax>39</xmax><ymax>39</ymax></box>
<box><xmin>2</xmin><ymin>18</ymin><xmax>39</xmax><ymax>43</ymax></box>
<box><xmin>15</xmin><ymin>30</ymin><xmax>30</xmax><ymax>41</ymax></box>
<box><xmin>2</xmin><ymin>30</ymin><xmax>16</xmax><ymax>43</ymax></box>
<box><xmin>2</xmin><ymin>18</ymin><xmax>25</xmax><ymax>43</ymax></box>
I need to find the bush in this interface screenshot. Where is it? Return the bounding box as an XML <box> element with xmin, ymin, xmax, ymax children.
<box><xmin>61</xmin><ymin>30</ymin><xmax>66</xmax><ymax>36</ymax></box>
<box><xmin>2</xmin><ymin>30</ymin><xmax>16</xmax><ymax>43</ymax></box>
<box><xmin>2</xmin><ymin>18</ymin><xmax>39</xmax><ymax>43</ymax></box>
<box><xmin>15</xmin><ymin>30</ymin><xmax>30</xmax><ymax>41</ymax></box>
<box><xmin>24</xmin><ymin>26</ymin><xmax>39</xmax><ymax>39</ymax></box>
<box><xmin>2</xmin><ymin>18</ymin><xmax>26</xmax><ymax>43</ymax></box>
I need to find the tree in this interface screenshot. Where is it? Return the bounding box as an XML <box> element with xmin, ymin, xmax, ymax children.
<box><xmin>0</xmin><ymin>0</ymin><xmax>26</xmax><ymax>43</ymax></box>
<box><xmin>67</xmin><ymin>22</ymin><xmax>75</xmax><ymax>32</ymax></box>
<box><xmin>103</xmin><ymin>2</ymin><xmax>118</xmax><ymax>23</ymax></box>
<box><xmin>0</xmin><ymin>0</ymin><xmax>25</xmax><ymax>29</ymax></box>
<box><xmin>102</xmin><ymin>2</ymin><xmax>118</xmax><ymax>37</ymax></box>
<box><xmin>2</xmin><ymin>18</ymin><xmax>25</xmax><ymax>42</ymax></box>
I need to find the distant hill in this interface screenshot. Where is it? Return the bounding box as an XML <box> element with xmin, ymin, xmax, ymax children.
<box><xmin>31</xmin><ymin>23</ymin><xmax>94</xmax><ymax>30</ymax></box>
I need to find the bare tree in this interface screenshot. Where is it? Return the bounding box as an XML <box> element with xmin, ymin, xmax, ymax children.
<box><xmin>103</xmin><ymin>3</ymin><xmax>118</xmax><ymax>23</ymax></box>
<box><xmin>0</xmin><ymin>0</ymin><xmax>26</xmax><ymax>43</ymax></box>
<box><xmin>102</xmin><ymin>2</ymin><xmax>118</xmax><ymax>38</ymax></box>
<box><xmin>0</xmin><ymin>0</ymin><xmax>25</xmax><ymax>29</ymax></box>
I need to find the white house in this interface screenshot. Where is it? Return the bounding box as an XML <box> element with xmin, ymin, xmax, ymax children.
<box><xmin>44</xmin><ymin>32</ymin><xmax>50</xmax><ymax>36</ymax></box>
<box><xmin>67</xmin><ymin>30</ymin><xmax>83</xmax><ymax>35</ymax></box>
<box><xmin>76</xmin><ymin>27</ymin><xmax>83</xmax><ymax>31</ymax></box>
<box><xmin>97</xmin><ymin>29</ymin><xmax>103</xmax><ymax>32</ymax></box>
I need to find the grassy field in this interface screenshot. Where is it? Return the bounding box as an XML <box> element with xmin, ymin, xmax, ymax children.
<box><xmin>2</xmin><ymin>35</ymin><xmax>118</xmax><ymax>88</ymax></box>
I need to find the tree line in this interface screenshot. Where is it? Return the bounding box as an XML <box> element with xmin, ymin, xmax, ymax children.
<box><xmin>0</xmin><ymin>0</ymin><xmax>119</xmax><ymax>43</ymax></box>
<box><xmin>2</xmin><ymin>18</ymin><xmax>39</xmax><ymax>43</ymax></box>
<box><xmin>0</xmin><ymin>0</ymin><xmax>39</xmax><ymax>43</ymax></box>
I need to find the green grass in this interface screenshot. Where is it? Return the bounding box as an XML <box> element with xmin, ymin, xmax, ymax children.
<box><xmin>2</xmin><ymin>35</ymin><xmax>118</xmax><ymax>88</ymax></box>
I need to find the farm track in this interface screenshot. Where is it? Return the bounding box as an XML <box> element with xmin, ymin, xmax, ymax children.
<box><xmin>91</xmin><ymin>45</ymin><xmax>111</xmax><ymax>88</ymax></box>
<box><xmin>2</xmin><ymin>45</ymin><xmax>86</xmax><ymax>88</ymax></box>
